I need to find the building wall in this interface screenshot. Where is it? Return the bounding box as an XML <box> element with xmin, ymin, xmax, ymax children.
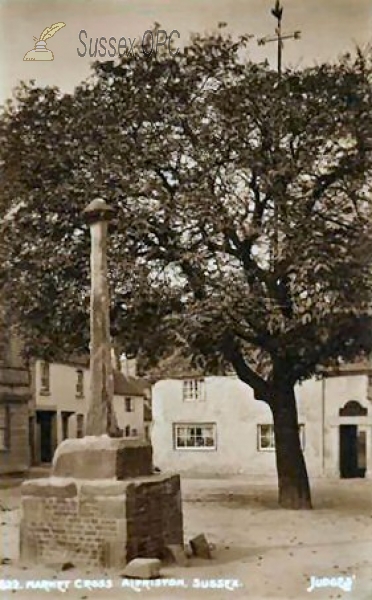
<box><xmin>152</xmin><ymin>376</ymin><xmax>284</xmax><ymax>476</ymax></box>
<box><xmin>0</xmin><ymin>398</ymin><xmax>30</xmax><ymax>475</ymax></box>
<box><xmin>151</xmin><ymin>374</ymin><xmax>372</xmax><ymax>478</ymax></box>
<box><xmin>322</xmin><ymin>374</ymin><xmax>372</xmax><ymax>476</ymax></box>
<box><xmin>34</xmin><ymin>361</ymin><xmax>89</xmax><ymax>414</ymax></box>
<box><xmin>0</xmin><ymin>331</ymin><xmax>31</xmax><ymax>475</ymax></box>
<box><xmin>113</xmin><ymin>395</ymin><xmax>144</xmax><ymax>438</ymax></box>
<box><xmin>32</xmin><ymin>360</ymin><xmax>147</xmax><ymax>462</ymax></box>
<box><xmin>32</xmin><ymin>361</ymin><xmax>89</xmax><ymax>459</ymax></box>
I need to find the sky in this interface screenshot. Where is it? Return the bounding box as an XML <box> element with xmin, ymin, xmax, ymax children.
<box><xmin>0</xmin><ymin>0</ymin><xmax>371</xmax><ymax>105</ymax></box>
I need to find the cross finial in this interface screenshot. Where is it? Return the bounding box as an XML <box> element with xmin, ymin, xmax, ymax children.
<box><xmin>271</xmin><ymin>0</ymin><xmax>283</xmax><ymax>22</ymax></box>
<box><xmin>257</xmin><ymin>1</ymin><xmax>301</xmax><ymax>78</ymax></box>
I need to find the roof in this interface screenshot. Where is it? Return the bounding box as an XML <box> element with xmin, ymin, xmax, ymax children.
<box><xmin>55</xmin><ymin>356</ymin><xmax>90</xmax><ymax>368</ymax></box>
<box><xmin>146</xmin><ymin>349</ymin><xmax>205</xmax><ymax>382</ymax></box>
<box><xmin>149</xmin><ymin>352</ymin><xmax>372</xmax><ymax>383</ymax></box>
<box><xmin>320</xmin><ymin>361</ymin><xmax>372</xmax><ymax>378</ymax></box>
<box><xmin>113</xmin><ymin>371</ymin><xmax>147</xmax><ymax>397</ymax></box>
<box><xmin>130</xmin><ymin>376</ymin><xmax>151</xmax><ymax>393</ymax></box>
<box><xmin>31</xmin><ymin>354</ymin><xmax>90</xmax><ymax>369</ymax></box>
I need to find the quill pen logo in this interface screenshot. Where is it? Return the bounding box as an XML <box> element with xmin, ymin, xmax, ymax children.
<box><xmin>24</xmin><ymin>22</ymin><xmax>66</xmax><ymax>61</ymax></box>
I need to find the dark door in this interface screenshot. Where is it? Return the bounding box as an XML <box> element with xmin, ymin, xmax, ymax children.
<box><xmin>28</xmin><ymin>416</ymin><xmax>35</xmax><ymax>465</ymax></box>
<box><xmin>357</xmin><ymin>430</ymin><xmax>366</xmax><ymax>478</ymax></box>
<box><xmin>339</xmin><ymin>425</ymin><xmax>358</xmax><ymax>478</ymax></box>
<box><xmin>37</xmin><ymin>411</ymin><xmax>55</xmax><ymax>463</ymax></box>
<box><xmin>61</xmin><ymin>411</ymin><xmax>73</xmax><ymax>440</ymax></box>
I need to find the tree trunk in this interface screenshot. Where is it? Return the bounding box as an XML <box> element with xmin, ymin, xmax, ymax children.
<box><xmin>271</xmin><ymin>381</ymin><xmax>312</xmax><ymax>509</ymax></box>
<box><xmin>221</xmin><ymin>335</ymin><xmax>312</xmax><ymax>509</ymax></box>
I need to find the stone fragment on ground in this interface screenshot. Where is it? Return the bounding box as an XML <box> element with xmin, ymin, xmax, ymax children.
<box><xmin>123</xmin><ymin>558</ymin><xmax>161</xmax><ymax>579</ymax></box>
<box><xmin>189</xmin><ymin>534</ymin><xmax>212</xmax><ymax>559</ymax></box>
<box><xmin>165</xmin><ymin>544</ymin><xmax>189</xmax><ymax>567</ymax></box>
<box><xmin>61</xmin><ymin>562</ymin><xmax>75</xmax><ymax>571</ymax></box>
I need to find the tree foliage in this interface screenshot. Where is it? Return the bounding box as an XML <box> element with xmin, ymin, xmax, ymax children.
<box><xmin>0</xmin><ymin>28</ymin><xmax>371</xmax><ymax>397</ymax></box>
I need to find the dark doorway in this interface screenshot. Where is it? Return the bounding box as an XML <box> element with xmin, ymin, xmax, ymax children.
<box><xmin>61</xmin><ymin>411</ymin><xmax>74</xmax><ymax>440</ymax></box>
<box><xmin>36</xmin><ymin>411</ymin><xmax>56</xmax><ymax>463</ymax></box>
<box><xmin>357</xmin><ymin>430</ymin><xmax>366</xmax><ymax>477</ymax></box>
<box><xmin>28</xmin><ymin>416</ymin><xmax>36</xmax><ymax>465</ymax></box>
<box><xmin>339</xmin><ymin>425</ymin><xmax>366</xmax><ymax>478</ymax></box>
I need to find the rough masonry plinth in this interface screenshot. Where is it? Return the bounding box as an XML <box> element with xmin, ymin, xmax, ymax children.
<box><xmin>52</xmin><ymin>436</ymin><xmax>153</xmax><ymax>479</ymax></box>
<box><xmin>20</xmin><ymin>438</ymin><xmax>183</xmax><ymax>568</ymax></box>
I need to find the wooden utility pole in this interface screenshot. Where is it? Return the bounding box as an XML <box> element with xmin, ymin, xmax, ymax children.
<box><xmin>257</xmin><ymin>0</ymin><xmax>301</xmax><ymax>79</ymax></box>
<box><xmin>258</xmin><ymin>1</ymin><xmax>301</xmax><ymax>265</ymax></box>
<box><xmin>83</xmin><ymin>198</ymin><xmax>121</xmax><ymax>437</ymax></box>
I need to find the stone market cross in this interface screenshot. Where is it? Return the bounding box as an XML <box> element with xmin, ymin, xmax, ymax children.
<box><xmin>83</xmin><ymin>198</ymin><xmax>121</xmax><ymax>437</ymax></box>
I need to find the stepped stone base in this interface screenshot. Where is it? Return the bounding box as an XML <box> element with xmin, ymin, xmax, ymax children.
<box><xmin>52</xmin><ymin>436</ymin><xmax>153</xmax><ymax>479</ymax></box>
<box><xmin>20</xmin><ymin>438</ymin><xmax>183</xmax><ymax>568</ymax></box>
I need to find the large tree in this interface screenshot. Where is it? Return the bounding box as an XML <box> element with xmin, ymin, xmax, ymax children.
<box><xmin>0</xmin><ymin>27</ymin><xmax>372</xmax><ymax>508</ymax></box>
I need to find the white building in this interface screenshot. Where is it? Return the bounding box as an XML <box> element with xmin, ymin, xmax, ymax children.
<box><xmin>30</xmin><ymin>357</ymin><xmax>151</xmax><ymax>464</ymax></box>
<box><xmin>151</xmin><ymin>363</ymin><xmax>372</xmax><ymax>479</ymax></box>
<box><xmin>113</xmin><ymin>370</ymin><xmax>148</xmax><ymax>440</ymax></box>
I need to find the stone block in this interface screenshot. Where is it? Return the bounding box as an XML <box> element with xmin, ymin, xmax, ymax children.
<box><xmin>189</xmin><ymin>534</ymin><xmax>212</xmax><ymax>559</ymax></box>
<box><xmin>21</xmin><ymin>480</ymin><xmax>77</xmax><ymax>498</ymax></box>
<box><xmin>80</xmin><ymin>481</ymin><xmax>128</xmax><ymax>497</ymax></box>
<box><xmin>22</xmin><ymin>497</ymin><xmax>44</xmax><ymax>522</ymax></box>
<box><xmin>52</xmin><ymin>436</ymin><xmax>153</xmax><ymax>479</ymax></box>
<box><xmin>61</xmin><ymin>561</ymin><xmax>75</xmax><ymax>571</ymax></box>
<box><xmin>20</xmin><ymin>473</ymin><xmax>183</xmax><ymax>569</ymax></box>
<box><xmin>116</xmin><ymin>519</ymin><xmax>127</xmax><ymax>540</ymax></box>
<box><xmin>78</xmin><ymin>499</ymin><xmax>96</xmax><ymax>517</ymax></box>
<box><xmin>19</xmin><ymin>520</ymin><xmax>38</xmax><ymax>562</ymax></box>
<box><xmin>96</xmin><ymin>496</ymin><xmax>126</xmax><ymax>519</ymax></box>
<box><xmin>0</xmin><ymin>368</ymin><xmax>29</xmax><ymax>386</ymax></box>
<box><xmin>165</xmin><ymin>544</ymin><xmax>188</xmax><ymax>567</ymax></box>
<box><xmin>101</xmin><ymin>541</ymin><xmax>126</xmax><ymax>569</ymax></box>
<box><xmin>123</xmin><ymin>558</ymin><xmax>161</xmax><ymax>579</ymax></box>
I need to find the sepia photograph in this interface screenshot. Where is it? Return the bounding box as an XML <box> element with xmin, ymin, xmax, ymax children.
<box><xmin>0</xmin><ymin>1</ymin><xmax>371</xmax><ymax>598</ymax></box>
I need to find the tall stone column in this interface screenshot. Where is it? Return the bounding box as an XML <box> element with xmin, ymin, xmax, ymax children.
<box><xmin>83</xmin><ymin>198</ymin><xmax>120</xmax><ymax>437</ymax></box>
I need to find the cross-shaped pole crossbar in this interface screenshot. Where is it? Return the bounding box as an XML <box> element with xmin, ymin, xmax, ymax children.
<box><xmin>257</xmin><ymin>0</ymin><xmax>301</xmax><ymax>78</ymax></box>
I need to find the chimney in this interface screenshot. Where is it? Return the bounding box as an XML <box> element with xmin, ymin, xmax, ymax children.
<box><xmin>120</xmin><ymin>355</ymin><xmax>137</xmax><ymax>378</ymax></box>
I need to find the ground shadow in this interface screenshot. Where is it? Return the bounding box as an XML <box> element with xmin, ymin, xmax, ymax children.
<box><xmin>185</xmin><ymin>489</ymin><xmax>279</xmax><ymax>510</ymax></box>
<box><xmin>185</xmin><ymin>479</ymin><xmax>372</xmax><ymax>514</ymax></box>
